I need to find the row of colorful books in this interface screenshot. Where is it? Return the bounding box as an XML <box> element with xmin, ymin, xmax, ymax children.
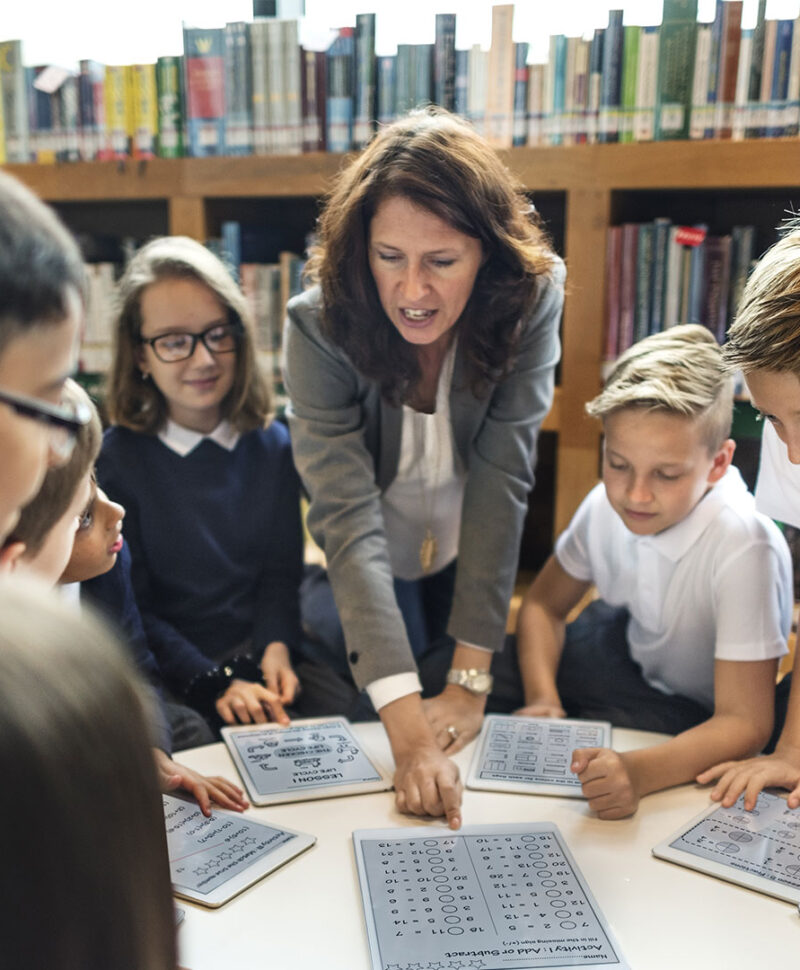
<box><xmin>3</xmin><ymin>1</ymin><xmax>800</xmax><ymax>163</ymax></box>
<box><xmin>604</xmin><ymin>219</ymin><xmax>756</xmax><ymax>360</ymax></box>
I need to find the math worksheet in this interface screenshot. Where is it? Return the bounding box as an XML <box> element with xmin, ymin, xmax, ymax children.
<box><xmin>353</xmin><ymin>823</ymin><xmax>628</xmax><ymax>970</ymax></box>
<box><xmin>467</xmin><ymin>715</ymin><xmax>612</xmax><ymax>797</ymax></box>
<box><xmin>653</xmin><ymin>790</ymin><xmax>800</xmax><ymax>904</ymax></box>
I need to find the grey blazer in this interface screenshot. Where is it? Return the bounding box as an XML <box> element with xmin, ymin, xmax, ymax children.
<box><xmin>284</xmin><ymin>258</ymin><xmax>565</xmax><ymax>690</ymax></box>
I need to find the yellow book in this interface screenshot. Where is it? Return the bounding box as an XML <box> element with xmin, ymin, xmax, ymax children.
<box><xmin>130</xmin><ymin>63</ymin><xmax>157</xmax><ymax>158</ymax></box>
<box><xmin>104</xmin><ymin>65</ymin><xmax>132</xmax><ymax>158</ymax></box>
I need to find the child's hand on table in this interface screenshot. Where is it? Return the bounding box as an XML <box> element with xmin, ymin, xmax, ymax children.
<box><xmin>260</xmin><ymin>641</ymin><xmax>300</xmax><ymax>705</ymax></box>
<box><xmin>697</xmin><ymin>747</ymin><xmax>800</xmax><ymax>811</ymax></box>
<box><xmin>216</xmin><ymin>679</ymin><xmax>291</xmax><ymax>726</ymax></box>
<box><xmin>571</xmin><ymin>747</ymin><xmax>640</xmax><ymax>820</ymax></box>
<box><xmin>153</xmin><ymin>749</ymin><xmax>249</xmax><ymax>817</ymax></box>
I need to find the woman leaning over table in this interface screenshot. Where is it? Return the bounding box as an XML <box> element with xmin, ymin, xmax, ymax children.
<box><xmin>284</xmin><ymin>107</ymin><xmax>565</xmax><ymax>828</ymax></box>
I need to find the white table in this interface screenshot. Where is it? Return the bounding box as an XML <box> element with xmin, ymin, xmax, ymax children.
<box><xmin>176</xmin><ymin>723</ymin><xmax>799</xmax><ymax>970</ymax></box>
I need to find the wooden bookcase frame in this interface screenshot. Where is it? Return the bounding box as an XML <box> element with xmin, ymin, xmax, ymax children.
<box><xmin>6</xmin><ymin>138</ymin><xmax>800</xmax><ymax>538</ymax></box>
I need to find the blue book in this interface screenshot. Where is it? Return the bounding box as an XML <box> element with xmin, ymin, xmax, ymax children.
<box><xmin>376</xmin><ymin>54</ymin><xmax>396</xmax><ymax>126</ymax></box>
<box><xmin>326</xmin><ymin>27</ymin><xmax>354</xmax><ymax>153</ymax></box>
<box><xmin>687</xmin><ymin>224</ymin><xmax>709</xmax><ymax>323</ymax></box>
<box><xmin>650</xmin><ymin>217</ymin><xmax>672</xmax><ymax>334</ymax></box>
<box><xmin>220</xmin><ymin>221</ymin><xmax>242</xmax><ymax>281</ymax></box>
<box><xmin>512</xmin><ymin>42</ymin><xmax>529</xmax><ymax>146</ymax></box>
<box><xmin>598</xmin><ymin>10</ymin><xmax>624</xmax><ymax>143</ymax></box>
<box><xmin>766</xmin><ymin>19</ymin><xmax>794</xmax><ymax>137</ymax></box>
<box><xmin>549</xmin><ymin>34</ymin><xmax>567</xmax><ymax>145</ymax></box>
<box><xmin>454</xmin><ymin>48</ymin><xmax>469</xmax><ymax>118</ymax></box>
<box><xmin>634</xmin><ymin>222</ymin><xmax>654</xmax><ymax>343</ymax></box>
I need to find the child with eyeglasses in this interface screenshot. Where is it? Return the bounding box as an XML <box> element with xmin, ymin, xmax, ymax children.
<box><xmin>0</xmin><ymin>171</ymin><xmax>89</xmax><ymax>544</ymax></box>
<box><xmin>97</xmin><ymin>236</ymin><xmax>304</xmax><ymax>731</ymax></box>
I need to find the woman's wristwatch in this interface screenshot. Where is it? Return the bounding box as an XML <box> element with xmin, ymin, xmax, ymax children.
<box><xmin>445</xmin><ymin>668</ymin><xmax>494</xmax><ymax>695</ymax></box>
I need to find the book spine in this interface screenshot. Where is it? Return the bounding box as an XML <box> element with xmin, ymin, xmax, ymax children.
<box><xmin>715</xmin><ymin>0</ymin><xmax>742</xmax><ymax>139</ymax></box>
<box><xmin>376</xmin><ymin>54</ymin><xmax>396</xmax><ymax>127</ymax></box>
<box><xmin>353</xmin><ymin>12</ymin><xmax>376</xmax><ymax>149</ymax></box>
<box><xmin>634</xmin><ymin>222</ymin><xmax>654</xmax><ymax>343</ymax></box>
<box><xmin>663</xmin><ymin>225</ymin><xmax>683</xmax><ymax>329</ymax></box>
<box><xmin>758</xmin><ymin>20</ymin><xmax>777</xmax><ymax>139</ymax></box>
<box><xmin>282</xmin><ymin>19</ymin><xmax>302</xmax><ymax>155</ymax></box>
<box><xmin>130</xmin><ymin>63</ymin><xmax>157</xmax><ymax>159</ymax></box>
<box><xmin>454</xmin><ymin>48</ymin><xmax>468</xmax><ymax>118</ymax></box>
<box><xmin>526</xmin><ymin>62</ymin><xmax>545</xmax><ymax>146</ymax></box>
<box><xmin>301</xmin><ymin>48</ymin><xmax>323</xmax><ymax>151</ymax></box>
<box><xmin>598</xmin><ymin>10</ymin><xmax>624</xmax><ymax>144</ymax></box>
<box><xmin>562</xmin><ymin>35</ymin><xmax>578</xmax><ymax>145</ymax></box>
<box><xmin>619</xmin><ymin>24</ymin><xmax>640</xmax><ymax>144</ymax></box>
<box><xmin>0</xmin><ymin>41</ymin><xmax>30</xmax><ymax>163</ymax></box>
<box><xmin>224</xmin><ymin>22</ymin><xmax>254</xmax><ymax>155</ymax></box>
<box><xmin>604</xmin><ymin>225</ymin><xmax>623</xmax><ymax>359</ymax></box>
<box><xmin>183</xmin><ymin>26</ymin><xmax>226</xmax><ymax>156</ymax></box>
<box><xmin>703</xmin><ymin>0</ymin><xmax>724</xmax><ymax>139</ymax></box>
<box><xmin>395</xmin><ymin>45</ymin><xmax>413</xmax><ymax>116</ymax></box>
<box><xmin>512</xmin><ymin>43</ymin><xmax>529</xmax><ymax>147</ymax></box>
<box><xmin>326</xmin><ymin>27</ymin><xmax>354</xmax><ymax>153</ymax></box>
<box><xmin>156</xmin><ymin>55</ymin><xmax>184</xmax><ymax>158</ymax></box>
<box><xmin>766</xmin><ymin>19</ymin><xmax>794</xmax><ymax>137</ymax></box>
<box><xmin>655</xmin><ymin>0</ymin><xmax>699</xmax><ymax>140</ymax></box>
<box><xmin>413</xmin><ymin>44</ymin><xmax>433</xmax><ymax>108</ymax></box>
<box><xmin>250</xmin><ymin>22</ymin><xmax>269</xmax><ymax>155</ymax></box>
<box><xmin>573</xmin><ymin>38</ymin><xmax>590</xmax><ymax>143</ymax></box>
<box><xmin>618</xmin><ymin>222</ymin><xmax>639</xmax><ymax>352</ymax></box>
<box><xmin>686</xmin><ymin>224</ymin><xmax>708</xmax><ymax>323</ymax></box>
<box><xmin>732</xmin><ymin>29</ymin><xmax>752</xmax><ymax>140</ymax></box>
<box><xmin>587</xmin><ymin>28</ymin><xmax>604</xmax><ymax>144</ymax></box>
<box><xmin>220</xmin><ymin>220</ymin><xmax>242</xmax><ymax>281</ymax></box>
<box><xmin>785</xmin><ymin>15</ymin><xmax>800</xmax><ymax>137</ymax></box>
<box><xmin>434</xmin><ymin>12</ymin><xmax>456</xmax><ymax>111</ymax></box>
<box><xmin>745</xmin><ymin>0</ymin><xmax>767</xmax><ymax>137</ymax></box>
<box><xmin>650</xmin><ymin>217</ymin><xmax>672</xmax><ymax>334</ymax></box>
<box><xmin>546</xmin><ymin>34</ymin><xmax>566</xmax><ymax>146</ymax></box>
<box><xmin>701</xmin><ymin>235</ymin><xmax>732</xmax><ymax>341</ymax></box>
<box><xmin>728</xmin><ymin>224</ymin><xmax>755</xmax><ymax>323</ymax></box>
<box><xmin>265</xmin><ymin>19</ymin><xmax>285</xmax><ymax>154</ymax></box>
<box><xmin>486</xmin><ymin>2</ymin><xmax>515</xmax><ymax>147</ymax></box>
<box><xmin>689</xmin><ymin>23</ymin><xmax>712</xmax><ymax>140</ymax></box>
<box><xmin>104</xmin><ymin>65</ymin><xmax>131</xmax><ymax>159</ymax></box>
<box><xmin>467</xmin><ymin>44</ymin><xmax>488</xmax><ymax>137</ymax></box>
<box><xmin>633</xmin><ymin>25</ymin><xmax>659</xmax><ymax>142</ymax></box>
<box><xmin>58</xmin><ymin>75</ymin><xmax>81</xmax><ymax>163</ymax></box>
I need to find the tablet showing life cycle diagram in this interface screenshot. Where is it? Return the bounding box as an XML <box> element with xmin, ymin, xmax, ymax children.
<box><xmin>163</xmin><ymin>793</ymin><xmax>315</xmax><ymax>908</ymax></box>
<box><xmin>221</xmin><ymin>716</ymin><xmax>392</xmax><ymax>806</ymax></box>
<box><xmin>353</xmin><ymin>823</ymin><xmax>629</xmax><ymax>970</ymax></box>
<box><xmin>652</xmin><ymin>790</ymin><xmax>800</xmax><ymax>904</ymax></box>
<box><xmin>466</xmin><ymin>714</ymin><xmax>612</xmax><ymax>797</ymax></box>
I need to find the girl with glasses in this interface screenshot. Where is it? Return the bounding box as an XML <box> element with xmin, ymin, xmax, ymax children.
<box><xmin>98</xmin><ymin>236</ymin><xmax>304</xmax><ymax>737</ymax></box>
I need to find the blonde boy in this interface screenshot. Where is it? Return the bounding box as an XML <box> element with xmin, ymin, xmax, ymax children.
<box><xmin>700</xmin><ymin>228</ymin><xmax>800</xmax><ymax>810</ymax></box>
<box><xmin>512</xmin><ymin>324</ymin><xmax>792</xmax><ymax>818</ymax></box>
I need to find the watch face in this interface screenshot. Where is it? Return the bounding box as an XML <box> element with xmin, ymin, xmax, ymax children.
<box><xmin>471</xmin><ymin>671</ymin><xmax>492</xmax><ymax>693</ymax></box>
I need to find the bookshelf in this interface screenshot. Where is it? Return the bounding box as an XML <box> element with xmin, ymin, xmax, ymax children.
<box><xmin>6</xmin><ymin>136</ymin><xmax>800</xmax><ymax>542</ymax></box>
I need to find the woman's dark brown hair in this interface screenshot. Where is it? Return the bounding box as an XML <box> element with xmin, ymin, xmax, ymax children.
<box><xmin>306</xmin><ymin>106</ymin><xmax>558</xmax><ymax>402</ymax></box>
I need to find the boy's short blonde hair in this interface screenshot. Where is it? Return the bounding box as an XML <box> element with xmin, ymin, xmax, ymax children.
<box><xmin>724</xmin><ymin>227</ymin><xmax>800</xmax><ymax>375</ymax></box>
<box><xmin>586</xmin><ymin>324</ymin><xmax>734</xmax><ymax>452</ymax></box>
<box><xmin>9</xmin><ymin>379</ymin><xmax>102</xmax><ymax>555</ymax></box>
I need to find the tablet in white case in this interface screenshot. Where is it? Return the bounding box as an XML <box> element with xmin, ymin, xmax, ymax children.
<box><xmin>652</xmin><ymin>790</ymin><xmax>800</xmax><ymax>904</ymax></box>
<box><xmin>164</xmin><ymin>793</ymin><xmax>315</xmax><ymax>908</ymax></box>
<box><xmin>466</xmin><ymin>714</ymin><xmax>612</xmax><ymax>797</ymax></box>
<box><xmin>221</xmin><ymin>716</ymin><xmax>392</xmax><ymax>806</ymax></box>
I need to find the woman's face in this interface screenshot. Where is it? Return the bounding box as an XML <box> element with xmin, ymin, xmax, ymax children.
<box><xmin>368</xmin><ymin>196</ymin><xmax>483</xmax><ymax>351</ymax></box>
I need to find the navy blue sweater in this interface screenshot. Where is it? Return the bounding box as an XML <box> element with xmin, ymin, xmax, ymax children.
<box><xmin>96</xmin><ymin>422</ymin><xmax>304</xmax><ymax>688</ymax></box>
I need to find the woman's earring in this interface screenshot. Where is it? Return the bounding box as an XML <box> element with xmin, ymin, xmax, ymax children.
<box><xmin>140</xmin><ymin>370</ymin><xmax>151</xmax><ymax>382</ymax></box>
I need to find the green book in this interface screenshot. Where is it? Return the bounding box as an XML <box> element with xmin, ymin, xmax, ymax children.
<box><xmin>620</xmin><ymin>24</ymin><xmax>640</xmax><ymax>143</ymax></box>
<box><xmin>655</xmin><ymin>0</ymin><xmax>699</xmax><ymax>140</ymax></box>
<box><xmin>156</xmin><ymin>55</ymin><xmax>184</xmax><ymax>157</ymax></box>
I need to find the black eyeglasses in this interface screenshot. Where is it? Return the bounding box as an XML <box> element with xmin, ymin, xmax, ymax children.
<box><xmin>139</xmin><ymin>320</ymin><xmax>243</xmax><ymax>363</ymax></box>
<box><xmin>0</xmin><ymin>387</ymin><xmax>92</xmax><ymax>462</ymax></box>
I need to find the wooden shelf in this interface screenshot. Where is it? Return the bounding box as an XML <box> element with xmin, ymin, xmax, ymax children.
<box><xmin>6</xmin><ymin>138</ymin><xmax>797</xmax><ymax>537</ymax></box>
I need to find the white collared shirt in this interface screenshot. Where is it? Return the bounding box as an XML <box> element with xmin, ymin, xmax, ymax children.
<box><xmin>755</xmin><ymin>420</ymin><xmax>800</xmax><ymax>528</ymax></box>
<box><xmin>158</xmin><ymin>419</ymin><xmax>241</xmax><ymax>457</ymax></box>
<box><xmin>555</xmin><ymin>465</ymin><xmax>791</xmax><ymax>709</ymax></box>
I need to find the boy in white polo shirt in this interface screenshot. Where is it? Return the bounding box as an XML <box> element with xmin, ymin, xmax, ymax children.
<box><xmin>699</xmin><ymin>227</ymin><xmax>800</xmax><ymax>811</ymax></box>
<box><xmin>508</xmin><ymin>324</ymin><xmax>792</xmax><ymax>819</ymax></box>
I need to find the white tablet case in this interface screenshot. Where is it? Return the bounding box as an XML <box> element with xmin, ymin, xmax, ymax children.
<box><xmin>164</xmin><ymin>793</ymin><xmax>315</xmax><ymax>908</ymax></box>
<box><xmin>652</xmin><ymin>790</ymin><xmax>800</xmax><ymax>904</ymax></box>
<box><xmin>221</xmin><ymin>716</ymin><xmax>392</xmax><ymax>806</ymax></box>
<box><xmin>353</xmin><ymin>823</ymin><xmax>629</xmax><ymax>970</ymax></box>
<box><xmin>466</xmin><ymin>714</ymin><xmax>612</xmax><ymax>797</ymax></box>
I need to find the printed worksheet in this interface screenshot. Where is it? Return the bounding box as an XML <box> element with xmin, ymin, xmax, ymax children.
<box><xmin>467</xmin><ymin>716</ymin><xmax>612</xmax><ymax>797</ymax></box>
<box><xmin>164</xmin><ymin>794</ymin><xmax>314</xmax><ymax>907</ymax></box>
<box><xmin>653</xmin><ymin>790</ymin><xmax>800</xmax><ymax>903</ymax></box>
<box><xmin>222</xmin><ymin>717</ymin><xmax>392</xmax><ymax>805</ymax></box>
<box><xmin>353</xmin><ymin>824</ymin><xmax>628</xmax><ymax>970</ymax></box>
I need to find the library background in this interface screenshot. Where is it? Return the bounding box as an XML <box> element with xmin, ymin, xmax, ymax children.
<box><xmin>2</xmin><ymin>0</ymin><xmax>799</xmax><ymax>581</ymax></box>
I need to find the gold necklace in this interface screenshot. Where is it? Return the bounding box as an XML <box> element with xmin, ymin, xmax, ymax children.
<box><xmin>413</xmin><ymin>407</ymin><xmax>443</xmax><ymax>575</ymax></box>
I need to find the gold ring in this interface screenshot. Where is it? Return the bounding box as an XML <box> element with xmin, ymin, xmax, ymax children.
<box><xmin>447</xmin><ymin>725</ymin><xmax>459</xmax><ymax>740</ymax></box>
